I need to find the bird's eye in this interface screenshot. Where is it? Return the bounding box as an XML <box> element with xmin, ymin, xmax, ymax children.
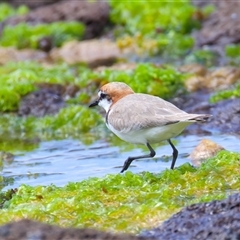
<box><xmin>100</xmin><ymin>93</ymin><xmax>107</xmax><ymax>98</ymax></box>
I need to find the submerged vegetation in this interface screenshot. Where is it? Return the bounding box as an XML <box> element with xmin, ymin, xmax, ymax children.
<box><xmin>0</xmin><ymin>151</ymin><xmax>239</xmax><ymax>233</ymax></box>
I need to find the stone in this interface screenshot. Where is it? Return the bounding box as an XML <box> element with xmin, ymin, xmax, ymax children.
<box><xmin>0</xmin><ymin>47</ymin><xmax>49</xmax><ymax>65</ymax></box>
<box><xmin>50</xmin><ymin>40</ymin><xmax>121</xmax><ymax>67</ymax></box>
<box><xmin>184</xmin><ymin>67</ymin><xmax>240</xmax><ymax>92</ymax></box>
<box><xmin>190</xmin><ymin>139</ymin><xmax>225</xmax><ymax>167</ymax></box>
<box><xmin>141</xmin><ymin>193</ymin><xmax>240</xmax><ymax>239</ymax></box>
<box><xmin>18</xmin><ymin>88</ymin><xmax>65</xmax><ymax>117</ymax></box>
<box><xmin>0</xmin><ymin>219</ymin><xmax>152</xmax><ymax>240</ymax></box>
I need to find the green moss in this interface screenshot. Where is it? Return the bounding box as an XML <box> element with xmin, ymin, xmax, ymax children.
<box><xmin>0</xmin><ymin>21</ymin><xmax>85</xmax><ymax>49</ymax></box>
<box><xmin>109</xmin><ymin>0</ymin><xmax>204</xmax><ymax>57</ymax></box>
<box><xmin>210</xmin><ymin>83</ymin><xmax>240</xmax><ymax>103</ymax></box>
<box><xmin>0</xmin><ymin>61</ymin><xmax>81</xmax><ymax>111</ymax></box>
<box><xmin>0</xmin><ymin>61</ymin><xmax>186</xmax><ymax>113</ymax></box>
<box><xmin>0</xmin><ymin>151</ymin><xmax>239</xmax><ymax>233</ymax></box>
<box><xmin>110</xmin><ymin>1</ymin><xmax>198</xmax><ymax>36</ymax></box>
<box><xmin>0</xmin><ymin>3</ymin><xmax>28</xmax><ymax>21</ymax></box>
<box><xmin>225</xmin><ymin>44</ymin><xmax>240</xmax><ymax>58</ymax></box>
<box><xmin>224</xmin><ymin>44</ymin><xmax>240</xmax><ymax>65</ymax></box>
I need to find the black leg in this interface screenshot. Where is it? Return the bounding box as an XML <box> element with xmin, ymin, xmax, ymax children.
<box><xmin>168</xmin><ymin>139</ymin><xmax>178</xmax><ymax>169</ymax></box>
<box><xmin>120</xmin><ymin>143</ymin><xmax>156</xmax><ymax>173</ymax></box>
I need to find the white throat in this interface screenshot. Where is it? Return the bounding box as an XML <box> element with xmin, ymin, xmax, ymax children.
<box><xmin>98</xmin><ymin>98</ymin><xmax>112</xmax><ymax>113</ymax></box>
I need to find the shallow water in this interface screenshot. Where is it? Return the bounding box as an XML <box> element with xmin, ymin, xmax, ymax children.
<box><xmin>1</xmin><ymin>134</ymin><xmax>240</xmax><ymax>191</ymax></box>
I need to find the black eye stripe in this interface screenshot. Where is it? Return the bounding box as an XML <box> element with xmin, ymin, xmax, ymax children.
<box><xmin>100</xmin><ymin>93</ymin><xmax>107</xmax><ymax>98</ymax></box>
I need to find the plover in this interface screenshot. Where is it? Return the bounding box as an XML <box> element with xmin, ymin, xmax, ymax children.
<box><xmin>89</xmin><ymin>82</ymin><xmax>211</xmax><ymax>173</ymax></box>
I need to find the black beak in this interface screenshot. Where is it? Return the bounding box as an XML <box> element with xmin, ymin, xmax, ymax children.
<box><xmin>89</xmin><ymin>99</ymin><xmax>99</xmax><ymax>108</ymax></box>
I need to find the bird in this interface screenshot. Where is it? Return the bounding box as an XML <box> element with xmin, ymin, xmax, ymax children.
<box><xmin>89</xmin><ymin>82</ymin><xmax>211</xmax><ymax>173</ymax></box>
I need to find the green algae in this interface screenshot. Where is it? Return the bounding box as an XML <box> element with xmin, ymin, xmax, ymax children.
<box><xmin>0</xmin><ymin>61</ymin><xmax>83</xmax><ymax>111</ymax></box>
<box><xmin>0</xmin><ymin>61</ymin><xmax>186</xmax><ymax>112</ymax></box>
<box><xmin>0</xmin><ymin>151</ymin><xmax>239</xmax><ymax>233</ymax></box>
<box><xmin>0</xmin><ymin>3</ymin><xmax>28</xmax><ymax>21</ymax></box>
<box><xmin>109</xmin><ymin>0</ymin><xmax>206</xmax><ymax>57</ymax></box>
<box><xmin>110</xmin><ymin>1</ymin><xmax>198</xmax><ymax>36</ymax></box>
<box><xmin>0</xmin><ymin>21</ymin><xmax>85</xmax><ymax>49</ymax></box>
<box><xmin>209</xmin><ymin>83</ymin><xmax>240</xmax><ymax>103</ymax></box>
<box><xmin>226</xmin><ymin>44</ymin><xmax>240</xmax><ymax>59</ymax></box>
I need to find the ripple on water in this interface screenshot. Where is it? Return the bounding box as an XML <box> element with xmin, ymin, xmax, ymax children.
<box><xmin>2</xmin><ymin>134</ymin><xmax>240</xmax><ymax>190</ymax></box>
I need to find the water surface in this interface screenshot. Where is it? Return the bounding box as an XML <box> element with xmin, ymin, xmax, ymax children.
<box><xmin>2</xmin><ymin>134</ymin><xmax>240</xmax><ymax>191</ymax></box>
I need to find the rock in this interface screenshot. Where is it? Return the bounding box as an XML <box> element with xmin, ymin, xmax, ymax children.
<box><xmin>35</xmin><ymin>83</ymin><xmax>79</xmax><ymax>99</ymax></box>
<box><xmin>191</xmin><ymin>0</ymin><xmax>240</xmax><ymax>65</ymax></box>
<box><xmin>178</xmin><ymin>63</ymin><xmax>207</xmax><ymax>76</ymax></box>
<box><xmin>208</xmin><ymin>67</ymin><xmax>240</xmax><ymax>90</ymax></box>
<box><xmin>0</xmin><ymin>219</ymin><xmax>152</xmax><ymax>240</ymax></box>
<box><xmin>50</xmin><ymin>40</ymin><xmax>121</xmax><ymax>67</ymax></box>
<box><xmin>1</xmin><ymin>0</ymin><xmax>110</xmax><ymax>40</ymax></box>
<box><xmin>18</xmin><ymin>88</ymin><xmax>65</xmax><ymax>117</ymax></box>
<box><xmin>192</xmin><ymin>0</ymin><xmax>220</xmax><ymax>8</ymax></box>
<box><xmin>184</xmin><ymin>75</ymin><xmax>207</xmax><ymax>92</ymax></box>
<box><xmin>171</xmin><ymin>92</ymin><xmax>240</xmax><ymax>134</ymax></box>
<box><xmin>95</xmin><ymin>62</ymin><xmax>137</xmax><ymax>72</ymax></box>
<box><xmin>1</xmin><ymin>0</ymin><xmax>61</xmax><ymax>9</ymax></box>
<box><xmin>141</xmin><ymin>192</ymin><xmax>240</xmax><ymax>239</ymax></box>
<box><xmin>194</xmin><ymin>0</ymin><xmax>240</xmax><ymax>47</ymax></box>
<box><xmin>0</xmin><ymin>47</ymin><xmax>49</xmax><ymax>65</ymax></box>
<box><xmin>190</xmin><ymin>139</ymin><xmax>225</xmax><ymax>167</ymax></box>
<box><xmin>184</xmin><ymin>67</ymin><xmax>240</xmax><ymax>92</ymax></box>
<box><xmin>207</xmin><ymin>98</ymin><xmax>240</xmax><ymax>134</ymax></box>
